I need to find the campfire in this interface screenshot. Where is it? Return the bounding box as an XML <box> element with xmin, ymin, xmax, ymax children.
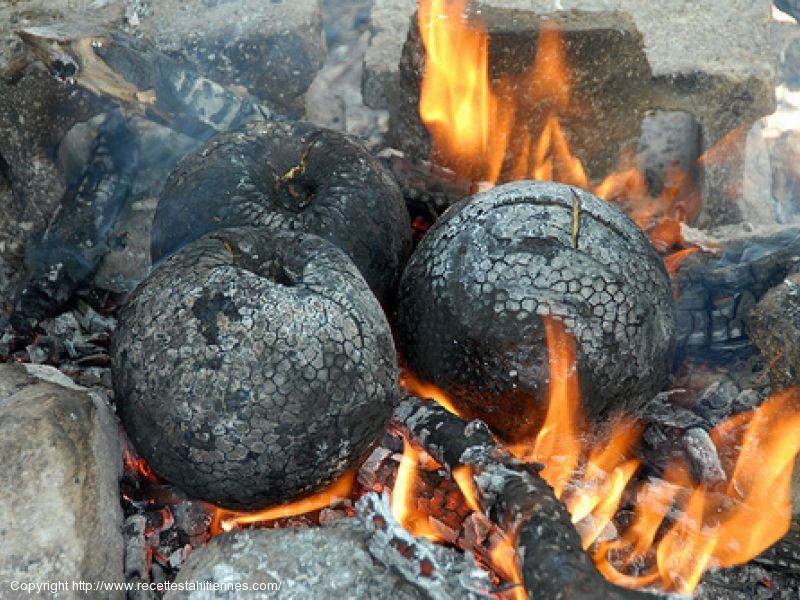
<box><xmin>1</xmin><ymin>0</ymin><xmax>799</xmax><ymax>598</ymax></box>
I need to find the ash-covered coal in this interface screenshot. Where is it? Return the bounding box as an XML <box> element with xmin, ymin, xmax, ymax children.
<box><xmin>397</xmin><ymin>181</ymin><xmax>676</xmax><ymax>439</ymax></box>
<box><xmin>152</xmin><ymin>119</ymin><xmax>412</xmax><ymax>306</ymax></box>
<box><xmin>112</xmin><ymin>227</ymin><xmax>398</xmax><ymax>510</ymax></box>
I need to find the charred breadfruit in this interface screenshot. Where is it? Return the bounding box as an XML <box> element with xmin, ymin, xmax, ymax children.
<box><xmin>396</xmin><ymin>181</ymin><xmax>676</xmax><ymax>439</ymax></box>
<box><xmin>112</xmin><ymin>227</ymin><xmax>398</xmax><ymax>509</ymax></box>
<box><xmin>151</xmin><ymin>120</ymin><xmax>412</xmax><ymax>306</ymax></box>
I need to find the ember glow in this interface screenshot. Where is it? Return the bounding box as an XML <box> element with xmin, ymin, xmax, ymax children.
<box><xmin>416</xmin><ymin>0</ymin><xmax>701</xmax><ymax>255</ymax></box>
<box><xmin>209</xmin><ymin>470</ymin><xmax>356</xmax><ymax>536</ymax></box>
<box><xmin>400</xmin><ymin>317</ymin><xmax>800</xmax><ymax>595</ymax></box>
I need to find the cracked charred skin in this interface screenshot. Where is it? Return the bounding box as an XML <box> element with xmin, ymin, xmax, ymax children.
<box><xmin>152</xmin><ymin>119</ymin><xmax>412</xmax><ymax>307</ymax></box>
<box><xmin>112</xmin><ymin>227</ymin><xmax>399</xmax><ymax>510</ymax></box>
<box><xmin>396</xmin><ymin>181</ymin><xmax>677</xmax><ymax>440</ymax></box>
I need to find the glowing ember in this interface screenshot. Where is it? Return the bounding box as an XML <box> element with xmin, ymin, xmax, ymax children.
<box><xmin>210</xmin><ymin>470</ymin><xmax>356</xmax><ymax>536</ymax></box>
<box><xmin>416</xmin><ymin>0</ymin><xmax>701</xmax><ymax>256</ymax></box>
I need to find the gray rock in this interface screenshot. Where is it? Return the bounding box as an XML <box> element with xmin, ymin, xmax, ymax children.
<box><xmin>374</xmin><ymin>0</ymin><xmax>775</xmax><ymax>184</ymax></box>
<box><xmin>362</xmin><ymin>0</ymin><xmax>416</xmax><ymax>110</ymax></box>
<box><xmin>0</xmin><ymin>363</ymin><xmax>124</xmax><ymax>598</ymax></box>
<box><xmin>167</xmin><ymin>521</ymin><xmax>424</xmax><ymax>600</ymax></box>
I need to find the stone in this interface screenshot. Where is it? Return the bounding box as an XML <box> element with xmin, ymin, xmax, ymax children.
<box><xmin>167</xmin><ymin>521</ymin><xmax>424</xmax><ymax>600</ymax></box>
<box><xmin>0</xmin><ymin>363</ymin><xmax>124</xmax><ymax>598</ymax></box>
<box><xmin>375</xmin><ymin>0</ymin><xmax>775</xmax><ymax>183</ymax></box>
<box><xmin>770</xmin><ymin>129</ymin><xmax>800</xmax><ymax>223</ymax></box>
<box><xmin>747</xmin><ymin>272</ymin><xmax>800</xmax><ymax>388</ymax></box>
<box><xmin>362</xmin><ymin>0</ymin><xmax>416</xmax><ymax>110</ymax></box>
<box><xmin>695</xmin><ymin>119</ymin><xmax>777</xmax><ymax>229</ymax></box>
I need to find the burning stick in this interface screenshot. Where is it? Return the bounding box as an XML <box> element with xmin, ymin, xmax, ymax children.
<box><xmin>390</xmin><ymin>396</ymin><xmax>647</xmax><ymax>599</ymax></box>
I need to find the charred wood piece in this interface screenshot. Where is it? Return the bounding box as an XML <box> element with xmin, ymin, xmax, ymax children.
<box><xmin>9</xmin><ymin>109</ymin><xmax>138</xmax><ymax>333</ymax></box>
<box><xmin>18</xmin><ymin>27</ymin><xmax>269</xmax><ymax>141</ymax></box>
<box><xmin>673</xmin><ymin>227</ymin><xmax>800</xmax><ymax>362</ymax></box>
<box><xmin>391</xmin><ymin>396</ymin><xmax>647</xmax><ymax>599</ymax></box>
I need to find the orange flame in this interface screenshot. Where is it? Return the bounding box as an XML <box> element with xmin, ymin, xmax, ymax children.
<box><xmin>489</xmin><ymin>536</ymin><xmax>527</xmax><ymax>600</ymax></box>
<box><xmin>400</xmin><ymin>369</ymin><xmax>465</xmax><ymax>417</ymax></box>
<box><xmin>594</xmin><ymin>387</ymin><xmax>800</xmax><ymax>593</ymax></box>
<box><xmin>398</xmin><ymin>316</ymin><xmax>800</xmax><ymax>594</ymax></box>
<box><xmin>210</xmin><ymin>470</ymin><xmax>355</xmax><ymax>536</ymax></box>
<box><xmin>418</xmin><ymin>0</ymin><xmax>492</xmax><ymax>181</ymax></box>
<box><xmin>391</xmin><ymin>441</ymin><xmax>447</xmax><ymax>542</ymax></box>
<box><xmin>417</xmin><ymin>0</ymin><xmax>699</xmax><ymax>254</ymax></box>
<box><xmin>509</xmin><ymin>316</ymin><xmax>582</xmax><ymax>497</ymax></box>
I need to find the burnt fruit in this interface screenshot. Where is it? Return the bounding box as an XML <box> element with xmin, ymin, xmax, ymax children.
<box><xmin>112</xmin><ymin>227</ymin><xmax>398</xmax><ymax>509</ymax></box>
<box><xmin>396</xmin><ymin>181</ymin><xmax>676</xmax><ymax>439</ymax></box>
<box><xmin>152</xmin><ymin>119</ymin><xmax>412</xmax><ymax>306</ymax></box>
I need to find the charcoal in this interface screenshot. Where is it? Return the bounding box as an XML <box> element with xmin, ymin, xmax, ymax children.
<box><xmin>683</xmin><ymin>427</ymin><xmax>726</xmax><ymax>485</ymax></box>
<box><xmin>747</xmin><ymin>272</ymin><xmax>800</xmax><ymax>387</ymax></box>
<box><xmin>0</xmin><ymin>39</ymin><xmax>109</xmax><ymax>272</ymax></box>
<box><xmin>171</xmin><ymin>501</ymin><xmax>213</xmax><ymax>547</ymax></box>
<box><xmin>357</xmin><ymin>492</ymin><xmax>493</xmax><ymax>599</ymax></box>
<box><xmin>397</xmin><ymin>181</ymin><xmax>676</xmax><ymax>438</ymax></box>
<box><xmin>152</xmin><ymin>118</ymin><xmax>412</xmax><ymax>306</ymax></box>
<box><xmin>60</xmin><ymin>114</ymin><xmax>200</xmax><ymax>293</ymax></box>
<box><xmin>123</xmin><ymin>514</ymin><xmax>149</xmax><ymax>582</ymax></box>
<box><xmin>641</xmin><ymin>391</ymin><xmax>707</xmax><ymax>429</ymax></box>
<box><xmin>112</xmin><ymin>227</ymin><xmax>398</xmax><ymax>510</ymax></box>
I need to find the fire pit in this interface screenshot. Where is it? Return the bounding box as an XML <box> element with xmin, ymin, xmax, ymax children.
<box><xmin>1</xmin><ymin>0</ymin><xmax>800</xmax><ymax>598</ymax></box>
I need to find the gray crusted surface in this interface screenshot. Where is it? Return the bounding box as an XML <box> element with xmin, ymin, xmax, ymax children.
<box><xmin>396</xmin><ymin>181</ymin><xmax>676</xmax><ymax>438</ymax></box>
<box><xmin>113</xmin><ymin>227</ymin><xmax>398</xmax><ymax>509</ymax></box>
<box><xmin>152</xmin><ymin>119</ymin><xmax>411</xmax><ymax>306</ymax></box>
<box><xmin>167</xmin><ymin>520</ymin><xmax>424</xmax><ymax>600</ymax></box>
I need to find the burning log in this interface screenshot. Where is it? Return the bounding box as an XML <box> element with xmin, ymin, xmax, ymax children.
<box><xmin>391</xmin><ymin>395</ymin><xmax>646</xmax><ymax>599</ymax></box>
<box><xmin>152</xmin><ymin>119</ymin><xmax>412</xmax><ymax>306</ymax></box>
<box><xmin>396</xmin><ymin>180</ymin><xmax>676</xmax><ymax>439</ymax></box>
<box><xmin>112</xmin><ymin>227</ymin><xmax>398</xmax><ymax>510</ymax></box>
